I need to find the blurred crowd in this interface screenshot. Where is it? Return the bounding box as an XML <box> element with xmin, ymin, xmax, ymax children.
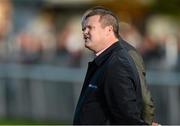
<box><xmin>120</xmin><ymin>18</ymin><xmax>180</xmax><ymax>71</ymax></box>
<box><xmin>0</xmin><ymin>0</ymin><xmax>86</xmax><ymax>68</ymax></box>
<box><xmin>0</xmin><ymin>0</ymin><xmax>180</xmax><ymax>71</ymax></box>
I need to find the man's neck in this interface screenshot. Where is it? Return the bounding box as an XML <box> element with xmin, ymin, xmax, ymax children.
<box><xmin>95</xmin><ymin>38</ymin><xmax>118</xmax><ymax>56</ymax></box>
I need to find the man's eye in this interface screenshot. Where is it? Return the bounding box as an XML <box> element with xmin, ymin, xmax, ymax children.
<box><xmin>82</xmin><ymin>27</ymin><xmax>87</xmax><ymax>31</ymax></box>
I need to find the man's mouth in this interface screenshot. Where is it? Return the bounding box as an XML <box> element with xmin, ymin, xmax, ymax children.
<box><xmin>84</xmin><ymin>36</ymin><xmax>90</xmax><ymax>42</ymax></box>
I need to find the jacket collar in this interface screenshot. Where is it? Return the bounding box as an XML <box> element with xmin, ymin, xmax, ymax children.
<box><xmin>93</xmin><ymin>40</ymin><xmax>122</xmax><ymax>67</ymax></box>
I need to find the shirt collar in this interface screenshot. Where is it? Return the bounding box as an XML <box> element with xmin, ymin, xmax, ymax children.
<box><xmin>95</xmin><ymin>44</ymin><xmax>112</xmax><ymax>57</ymax></box>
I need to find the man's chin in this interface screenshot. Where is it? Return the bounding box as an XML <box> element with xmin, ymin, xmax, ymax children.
<box><xmin>85</xmin><ymin>44</ymin><xmax>90</xmax><ymax>49</ymax></box>
<box><xmin>85</xmin><ymin>44</ymin><xmax>93</xmax><ymax>51</ymax></box>
<box><xmin>85</xmin><ymin>42</ymin><xmax>90</xmax><ymax>48</ymax></box>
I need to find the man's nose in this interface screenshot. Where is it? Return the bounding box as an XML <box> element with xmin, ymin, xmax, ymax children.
<box><xmin>83</xmin><ymin>28</ymin><xmax>88</xmax><ymax>34</ymax></box>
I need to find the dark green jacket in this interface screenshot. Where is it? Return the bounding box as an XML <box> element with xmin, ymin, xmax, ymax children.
<box><xmin>120</xmin><ymin>38</ymin><xmax>155</xmax><ymax>124</ymax></box>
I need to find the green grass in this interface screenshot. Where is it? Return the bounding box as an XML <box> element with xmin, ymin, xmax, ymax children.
<box><xmin>0</xmin><ymin>118</ymin><xmax>69</xmax><ymax>125</ymax></box>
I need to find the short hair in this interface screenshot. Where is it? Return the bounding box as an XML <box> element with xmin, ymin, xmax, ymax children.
<box><xmin>82</xmin><ymin>6</ymin><xmax>120</xmax><ymax>38</ymax></box>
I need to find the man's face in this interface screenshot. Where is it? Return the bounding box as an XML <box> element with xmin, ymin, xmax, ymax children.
<box><xmin>82</xmin><ymin>15</ymin><xmax>106</xmax><ymax>52</ymax></box>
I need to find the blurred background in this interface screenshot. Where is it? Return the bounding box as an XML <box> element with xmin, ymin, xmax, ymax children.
<box><xmin>0</xmin><ymin>0</ymin><xmax>180</xmax><ymax>124</ymax></box>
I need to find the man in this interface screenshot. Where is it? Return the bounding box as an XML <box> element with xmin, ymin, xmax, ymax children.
<box><xmin>74</xmin><ymin>6</ymin><xmax>151</xmax><ymax>124</ymax></box>
<box><xmin>120</xmin><ymin>38</ymin><xmax>155</xmax><ymax>124</ymax></box>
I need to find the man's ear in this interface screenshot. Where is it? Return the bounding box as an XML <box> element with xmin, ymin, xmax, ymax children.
<box><xmin>105</xmin><ymin>25</ymin><xmax>113</xmax><ymax>36</ymax></box>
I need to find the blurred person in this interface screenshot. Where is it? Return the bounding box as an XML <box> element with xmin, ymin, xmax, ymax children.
<box><xmin>55</xmin><ymin>17</ymin><xmax>84</xmax><ymax>67</ymax></box>
<box><xmin>140</xmin><ymin>34</ymin><xmax>178</xmax><ymax>71</ymax></box>
<box><xmin>73</xmin><ymin>6</ymin><xmax>147</xmax><ymax>125</ymax></box>
<box><xmin>55</xmin><ymin>24</ymin><xmax>72</xmax><ymax>66</ymax></box>
<box><xmin>65</xmin><ymin>17</ymin><xmax>84</xmax><ymax>67</ymax></box>
<box><xmin>119</xmin><ymin>22</ymin><xmax>155</xmax><ymax>124</ymax></box>
<box><xmin>139</xmin><ymin>34</ymin><xmax>165</xmax><ymax>70</ymax></box>
<box><xmin>119</xmin><ymin>22</ymin><xmax>143</xmax><ymax>49</ymax></box>
<box><xmin>176</xmin><ymin>33</ymin><xmax>180</xmax><ymax>71</ymax></box>
<box><xmin>164</xmin><ymin>34</ymin><xmax>178</xmax><ymax>70</ymax></box>
<box><xmin>0</xmin><ymin>0</ymin><xmax>12</xmax><ymax>39</ymax></box>
<box><xmin>120</xmin><ymin>38</ymin><xmax>155</xmax><ymax>124</ymax></box>
<box><xmin>15</xmin><ymin>7</ymin><xmax>56</xmax><ymax>64</ymax></box>
<box><xmin>0</xmin><ymin>0</ymin><xmax>19</xmax><ymax>119</ymax></box>
<box><xmin>141</xmin><ymin>16</ymin><xmax>179</xmax><ymax>71</ymax></box>
<box><xmin>0</xmin><ymin>0</ymin><xmax>14</xmax><ymax>62</ymax></box>
<box><xmin>16</xmin><ymin>32</ymin><xmax>43</xmax><ymax>64</ymax></box>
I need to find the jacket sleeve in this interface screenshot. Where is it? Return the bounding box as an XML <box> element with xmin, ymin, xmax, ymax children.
<box><xmin>103</xmin><ymin>58</ymin><xmax>146</xmax><ymax>124</ymax></box>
